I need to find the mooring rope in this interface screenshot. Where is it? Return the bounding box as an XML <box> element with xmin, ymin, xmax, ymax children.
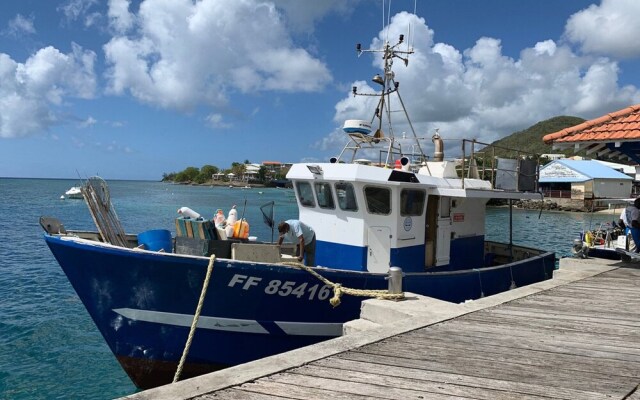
<box><xmin>173</xmin><ymin>255</ymin><xmax>402</xmax><ymax>381</ymax></box>
<box><xmin>173</xmin><ymin>254</ymin><xmax>216</xmax><ymax>383</ymax></box>
<box><xmin>279</xmin><ymin>261</ymin><xmax>404</xmax><ymax>307</ymax></box>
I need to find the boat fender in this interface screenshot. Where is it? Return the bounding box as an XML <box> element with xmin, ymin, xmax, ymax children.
<box><xmin>225</xmin><ymin>206</ymin><xmax>238</xmax><ymax>237</ymax></box>
<box><xmin>213</xmin><ymin>209</ymin><xmax>226</xmax><ymax>227</ymax></box>
<box><xmin>178</xmin><ymin>206</ymin><xmax>201</xmax><ymax>219</ymax></box>
<box><xmin>233</xmin><ymin>219</ymin><xmax>250</xmax><ymax>239</ymax></box>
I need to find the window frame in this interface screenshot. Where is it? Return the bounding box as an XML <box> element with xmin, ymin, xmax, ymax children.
<box><xmin>314</xmin><ymin>182</ymin><xmax>336</xmax><ymax>210</ymax></box>
<box><xmin>364</xmin><ymin>185</ymin><xmax>391</xmax><ymax>215</ymax></box>
<box><xmin>295</xmin><ymin>181</ymin><xmax>316</xmax><ymax>208</ymax></box>
<box><xmin>400</xmin><ymin>188</ymin><xmax>426</xmax><ymax>216</ymax></box>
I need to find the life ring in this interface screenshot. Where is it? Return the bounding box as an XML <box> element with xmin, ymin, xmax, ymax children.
<box><xmin>595</xmin><ymin>238</ymin><xmax>605</xmax><ymax>245</ymax></box>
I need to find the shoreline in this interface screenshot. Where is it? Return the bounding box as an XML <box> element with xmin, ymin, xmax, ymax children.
<box><xmin>166</xmin><ymin>180</ymin><xmax>268</xmax><ymax>188</ymax></box>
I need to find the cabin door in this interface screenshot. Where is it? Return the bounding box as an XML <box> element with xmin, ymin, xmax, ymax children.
<box><xmin>425</xmin><ymin>195</ymin><xmax>451</xmax><ymax>267</ymax></box>
<box><xmin>367</xmin><ymin>226</ymin><xmax>391</xmax><ymax>273</ymax></box>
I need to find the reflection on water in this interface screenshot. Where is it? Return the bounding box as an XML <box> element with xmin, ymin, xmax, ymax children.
<box><xmin>485</xmin><ymin>206</ymin><xmax>620</xmax><ymax>258</ymax></box>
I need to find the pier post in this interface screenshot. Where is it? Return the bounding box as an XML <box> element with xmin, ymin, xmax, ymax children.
<box><xmin>387</xmin><ymin>266</ymin><xmax>403</xmax><ymax>294</ymax></box>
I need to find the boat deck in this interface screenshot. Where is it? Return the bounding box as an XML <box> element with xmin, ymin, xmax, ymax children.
<box><xmin>124</xmin><ymin>258</ymin><xmax>640</xmax><ymax>400</ymax></box>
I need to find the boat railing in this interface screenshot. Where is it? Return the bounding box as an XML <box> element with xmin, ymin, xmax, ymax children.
<box><xmin>459</xmin><ymin>138</ymin><xmax>541</xmax><ymax>191</ymax></box>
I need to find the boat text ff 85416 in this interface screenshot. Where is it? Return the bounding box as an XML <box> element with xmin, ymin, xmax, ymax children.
<box><xmin>41</xmin><ymin>28</ymin><xmax>555</xmax><ymax>389</ymax></box>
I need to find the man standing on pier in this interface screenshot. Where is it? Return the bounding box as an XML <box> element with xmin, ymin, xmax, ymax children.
<box><xmin>618</xmin><ymin>198</ymin><xmax>640</xmax><ymax>252</ymax></box>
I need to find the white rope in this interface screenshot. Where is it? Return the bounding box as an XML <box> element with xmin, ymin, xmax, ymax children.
<box><xmin>173</xmin><ymin>254</ymin><xmax>216</xmax><ymax>383</ymax></box>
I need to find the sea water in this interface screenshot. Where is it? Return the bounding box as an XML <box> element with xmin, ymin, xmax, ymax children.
<box><xmin>0</xmin><ymin>178</ymin><xmax>619</xmax><ymax>399</ymax></box>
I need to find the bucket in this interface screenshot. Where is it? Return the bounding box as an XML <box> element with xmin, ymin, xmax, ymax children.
<box><xmin>138</xmin><ymin>229</ymin><xmax>173</xmax><ymax>252</ymax></box>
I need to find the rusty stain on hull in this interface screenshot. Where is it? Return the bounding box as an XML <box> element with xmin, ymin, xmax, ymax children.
<box><xmin>116</xmin><ymin>355</ymin><xmax>228</xmax><ymax>389</ymax></box>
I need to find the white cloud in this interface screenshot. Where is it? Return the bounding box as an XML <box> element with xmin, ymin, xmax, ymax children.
<box><xmin>108</xmin><ymin>0</ymin><xmax>135</xmax><ymax>34</ymax></box>
<box><xmin>58</xmin><ymin>0</ymin><xmax>101</xmax><ymax>27</ymax></box>
<box><xmin>565</xmin><ymin>0</ymin><xmax>640</xmax><ymax>58</ymax></box>
<box><xmin>0</xmin><ymin>44</ymin><xmax>97</xmax><ymax>138</ymax></box>
<box><xmin>79</xmin><ymin>116</ymin><xmax>97</xmax><ymax>128</ymax></box>
<box><xmin>6</xmin><ymin>14</ymin><xmax>36</xmax><ymax>36</ymax></box>
<box><xmin>103</xmin><ymin>0</ymin><xmax>332</xmax><ymax>113</ymax></box>
<box><xmin>321</xmin><ymin>11</ymin><xmax>640</xmax><ymax>157</ymax></box>
<box><xmin>206</xmin><ymin>113</ymin><xmax>232</xmax><ymax>129</ymax></box>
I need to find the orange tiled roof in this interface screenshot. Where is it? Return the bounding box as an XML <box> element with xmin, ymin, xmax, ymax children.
<box><xmin>542</xmin><ymin>104</ymin><xmax>640</xmax><ymax>144</ymax></box>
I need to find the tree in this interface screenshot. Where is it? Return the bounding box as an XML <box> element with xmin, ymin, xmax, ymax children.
<box><xmin>175</xmin><ymin>166</ymin><xmax>199</xmax><ymax>182</ymax></box>
<box><xmin>231</xmin><ymin>163</ymin><xmax>246</xmax><ymax>177</ymax></box>
<box><xmin>196</xmin><ymin>164</ymin><xmax>219</xmax><ymax>183</ymax></box>
<box><xmin>258</xmin><ymin>166</ymin><xmax>268</xmax><ymax>182</ymax></box>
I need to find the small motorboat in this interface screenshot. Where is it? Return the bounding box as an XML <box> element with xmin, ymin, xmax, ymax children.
<box><xmin>63</xmin><ymin>186</ymin><xmax>83</xmax><ymax>199</ymax></box>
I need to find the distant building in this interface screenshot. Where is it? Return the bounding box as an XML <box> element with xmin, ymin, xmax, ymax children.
<box><xmin>593</xmin><ymin>159</ymin><xmax>637</xmax><ymax>178</ymax></box>
<box><xmin>539</xmin><ymin>159</ymin><xmax>632</xmax><ymax>209</ymax></box>
<box><xmin>261</xmin><ymin>161</ymin><xmax>284</xmax><ymax>173</ymax></box>
<box><xmin>540</xmin><ymin>153</ymin><xmax>565</xmax><ymax>161</ymax></box>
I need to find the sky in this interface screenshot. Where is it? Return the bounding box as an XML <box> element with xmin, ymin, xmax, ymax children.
<box><xmin>1</xmin><ymin>0</ymin><xmax>640</xmax><ymax>180</ymax></box>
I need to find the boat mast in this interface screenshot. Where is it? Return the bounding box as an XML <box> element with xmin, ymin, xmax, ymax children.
<box><xmin>341</xmin><ymin>34</ymin><xmax>426</xmax><ymax>166</ymax></box>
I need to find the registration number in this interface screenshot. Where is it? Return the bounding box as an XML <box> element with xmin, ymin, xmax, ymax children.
<box><xmin>228</xmin><ymin>274</ymin><xmax>332</xmax><ymax>301</ymax></box>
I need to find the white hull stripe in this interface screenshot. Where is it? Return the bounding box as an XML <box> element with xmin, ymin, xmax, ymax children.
<box><xmin>113</xmin><ymin>308</ymin><xmax>342</xmax><ymax>337</ymax></box>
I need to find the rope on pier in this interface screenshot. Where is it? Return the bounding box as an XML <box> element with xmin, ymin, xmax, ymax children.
<box><xmin>173</xmin><ymin>254</ymin><xmax>216</xmax><ymax>383</ymax></box>
<box><xmin>279</xmin><ymin>261</ymin><xmax>404</xmax><ymax>307</ymax></box>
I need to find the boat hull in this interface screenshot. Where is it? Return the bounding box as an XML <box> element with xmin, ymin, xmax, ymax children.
<box><xmin>44</xmin><ymin>234</ymin><xmax>554</xmax><ymax>389</ymax></box>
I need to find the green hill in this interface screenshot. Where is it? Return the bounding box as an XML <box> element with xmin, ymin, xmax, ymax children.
<box><xmin>483</xmin><ymin>116</ymin><xmax>585</xmax><ymax>158</ymax></box>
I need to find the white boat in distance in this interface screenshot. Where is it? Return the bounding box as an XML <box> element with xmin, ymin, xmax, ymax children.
<box><xmin>63</xmin><ymin>186</ymin><xmax>83</xmax><ymax>199</ymax></box>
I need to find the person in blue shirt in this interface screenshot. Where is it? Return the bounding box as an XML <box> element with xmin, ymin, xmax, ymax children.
<box><xmin>618</xmin><ymin>198</ymin><xmax>640</xmax><ymax>252</ymax></box>
<box><xmin>277</xmin><ymin>220</ymin><xmax>315</xmax><ymax>266</ymax></box>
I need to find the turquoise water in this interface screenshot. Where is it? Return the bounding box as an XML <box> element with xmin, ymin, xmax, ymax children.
<box><xmin>0</xmin><ymin>178</ymin><xmax>617</xmax><ymax>399</ymax></box>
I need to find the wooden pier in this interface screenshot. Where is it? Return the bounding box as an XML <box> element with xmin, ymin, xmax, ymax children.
<box><xmin>125</xmin><ymin>259</ymin><xmax>640</xmax><ymax>400</ymax></box>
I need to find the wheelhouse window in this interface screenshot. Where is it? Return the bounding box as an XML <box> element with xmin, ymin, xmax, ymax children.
<box><xmin>400</xmin><ymin>189</ymin><xmax>426</xmax><ymax>216</ymax></box>
<box><xmin>364</xmin><ymin>186</ymin><xmax>391</xmax><ymax>215</ymax></box>
<box><xmin>295</xmin><ymin>181</ymin><xmax>315</xmax><ymax>207</ymax></box>
<box><xmin>335</xmin><ymin>182</ymin><xmax>357</xmax><ymax>212</ymax></box>
<box><xmin>314</xmin><ymin>182</ymin><xmax>335</xmax><ymax>209</ymax></box>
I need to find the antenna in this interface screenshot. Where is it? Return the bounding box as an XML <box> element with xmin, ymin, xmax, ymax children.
<box><xmin>382</xmin><ymin>0</ymin><xmax>386</xmax><ymax>39</ymax></box>
<box><xmin>386</xmin><ymin>0</ymin><xmax>392</xmax><ymax>42</ymax></box>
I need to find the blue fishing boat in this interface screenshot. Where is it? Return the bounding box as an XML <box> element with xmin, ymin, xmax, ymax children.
<box><xmin>42</xmin><ymin>31</ymin><xmax>555</xmax><ymax>389</ymax></box>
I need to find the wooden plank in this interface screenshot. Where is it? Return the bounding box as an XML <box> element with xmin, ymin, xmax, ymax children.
<box><xmin>394</xmin><ymin>327</ymin><xmax>640</xmax><ymax>361</ymax></box>
<box><xmin>478</xmin><ymin>307</ymin><xmax>640</xmax><ymax>328</ymax></box>
<box><xmin>626</xmin><ymin>384</ymin><xmax>640</xmax><ymax>400</ymax></box>
<box><xmin>425</xmin><ymin>318</ymin><xmax>640</xmax><ymax>348</ymax></box>
<box><xmin>231</xmin><ymin>380</ymin><xmax>373</xmax><ymax>400</ymax></box>
<box><xmin>505</xmin><ymin>296</ymin><xmax>640</xmax><ymax>315</ymax></box>
<box><xmin>356</xmin><ymin>333</ymin><xmax>640</xmax><ymax>380</ymax></box>
<box><xmin>282</xmin><ymin>364</ymin><xmax>555</xmax><ymax>400</ymax></box>
<box><xmin>387</xmin><ymin>334</ymin><xmax>640</xmax><ymax>378</ymax></box>
<box><xmin>264</xmin><ymin>371</ymin><xmax>477</xmax><ymax>400</ymax></box>
<box><xmin>547</xmin><ymin>283</ymin><xmax>640</xmax><ymax>297</ymax></box>
<box><xmin>339</xmin><ymin>349</ymin><xmax>634</xmax><ymax>396</ymax></box>
<box><xmin>309</xmin><ymin>357</ymin><xmax>609</xmax><ymax>400</ymax></box>
<box><xmin>460</xmin><ymin>312</ymin><xmax>640</xmax><ymax>338</ymax></box>
<box><xmin>414</xmin><ymin>315</ymin><xmax>640</xmax><ymax>346</ymax></box>
<box><xmin>198</xmin><ymin>388</ymin><xmax>290</xmax><ymax>399</ymax></box>
<box><xmin>502</xmin><ymin>290</ymin><xmax>640</xmax><ymax>309</ymax></box>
